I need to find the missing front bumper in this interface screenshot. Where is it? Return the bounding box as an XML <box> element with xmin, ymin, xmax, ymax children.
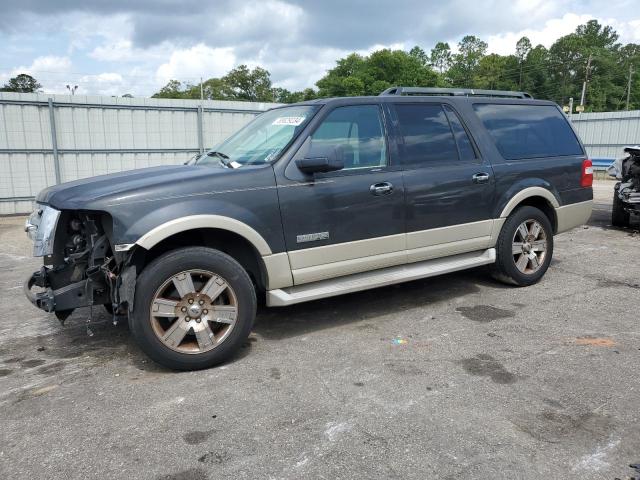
<box><xmin>24</xmin><ymin>267</ymin><xmax>109</xmax><ymax>316</ymax></box>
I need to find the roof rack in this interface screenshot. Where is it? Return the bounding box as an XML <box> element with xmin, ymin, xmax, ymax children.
<box><xmin>379</xmin><ymin>86</ymin><xmax>533</xmax><ymax>99</ymax></box>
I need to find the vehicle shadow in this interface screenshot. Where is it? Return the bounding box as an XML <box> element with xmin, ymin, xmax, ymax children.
<box><xmin>253</xmin><ymin>266</ymin><xmax>504</xmax><ymax>341</ymax></box>
<box><xmin>589</xmin><ymin>198</ymin><xmax>640</xmax><ymax>231</ymax></box>
<box><xmin>2</xmin><ymin>309</ymin><xmax>254</xmax><ymax>374</ymax></box>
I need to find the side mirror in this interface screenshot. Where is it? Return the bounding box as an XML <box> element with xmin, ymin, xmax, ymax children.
<box><xmin>296</xmin><ymin>144</ymin><xmax>347</xmax><ymax>174</ymax></box>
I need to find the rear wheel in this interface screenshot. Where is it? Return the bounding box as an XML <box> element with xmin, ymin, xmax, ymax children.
<box><xmin>129</xmin><ymin>247</ymin><xmax>256</xmax><ymax>370</ymax></box>
<box><xmin>492</xmin><ymin>206</ymin><xmax>554</xmax><ymax>286</ymax></box>
<box><xmin>612</xmin><ymin>187</ymin><xmax>630</xmax><ymax>228</ymax></box>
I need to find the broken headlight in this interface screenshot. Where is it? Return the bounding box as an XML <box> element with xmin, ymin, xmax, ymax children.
<box><xmin>25</xmin><ymin>205</ymin><xmax>61</xmax><ymax>257</ymax></box>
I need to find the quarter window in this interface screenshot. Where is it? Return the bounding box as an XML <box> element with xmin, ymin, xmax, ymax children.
<box><xmin>473</xmin><ymin>103</ymin><xmax>583</xmax><ymax>160</ymax></box>
<box><xmin>394</xmin><ymin>104</ymin><xmax>458</xmax><ymax>166</ymax></box>
<box><xmin>310</xmin><ymin>105</ymin><xmax>387</xmax><ymax>170</ymax></box>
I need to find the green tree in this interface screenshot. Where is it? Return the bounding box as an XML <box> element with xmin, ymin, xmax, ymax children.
<box><xmin>515</xmin><ymin>37</ymin><xmax>532</xmax><ymax>88</ymax></box>
<box><xmin>222</xmin><ymin>65</ymin><xmax>273</xmax><ymax>102</ymax></box>
<box><xmin>272</xmin><ymin>87</ymin><xmax>317</xmax><ymax>103</ymax></box>
<box><xmin>152</xmin><ymin>79</ymin><xmax>185</xmax><ymax>99</ymax></box>
<box><xmin>430</xmin><ymin>42</ymin><xmax>452</xmax><ymax>74</ymax></box>
<box><xmin>316</xmin><ymin>49</ymin><xmax>438</xmax><ymax>97</ymax></box>
<box><xmin>475</xmin><ymin>54</ymin><xmax>517</xmax><ymax>90</ymax></box>
<box><xmin>448</xmin><ymin>36</ymin><xmax>488</xmax><ymax>87</ymax></box>
<box><xmin>1</xmin><ymin>73</ymin><xmax>42</xmax><ymax>93</ymax></box>
<box><xmin>409</xmin><ymin>46</ymin><xmax>429</xmax><ymax>66</ymax></box>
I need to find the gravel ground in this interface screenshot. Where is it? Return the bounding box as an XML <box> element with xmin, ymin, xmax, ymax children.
<box><xmin>0</xmin><ymin>180</ymin><xmax>639</xmax><ymax>480</ymax></box>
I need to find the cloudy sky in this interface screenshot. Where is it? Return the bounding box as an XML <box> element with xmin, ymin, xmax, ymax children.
<box><xmin>0</xmin><ymin>0</ymin><xmax>639</xmax><ymax>97</ymax></box>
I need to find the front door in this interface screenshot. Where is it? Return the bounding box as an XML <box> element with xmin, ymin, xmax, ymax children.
<box><xmin>277</xmin><ymin>104</ymin><xmax>406</xmax><ymax>285</ymax></box>
<box><xmin>388</xmin><ymin>102</ymin><xmax>496</xmax><ymax>263</ymax></box>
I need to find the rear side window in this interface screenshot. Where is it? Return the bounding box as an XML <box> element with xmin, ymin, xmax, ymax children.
<box><xmin>394</xmin><ymin>104</ymin><xmax>458</xmax><ymax>165</ymax></box>
<box><xmin>473</xmin><ymin>104</ymin><xmax>583</xmax><ymax>160</ymax></box>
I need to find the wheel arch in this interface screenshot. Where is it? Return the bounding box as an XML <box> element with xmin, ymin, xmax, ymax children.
<box><xmin>132</xmin><ymin>227</ymin><xmax>270</xmax><ymax>292</ymax></box>
<box><xmin>498</xmin><ymin>187</ymin><xmax>560</xmax><ymax>233</ymax></box>
<box><xmin>135</xmin><ymin>215</ymin><xmax>272</xmax><ymax>256</ymax></box>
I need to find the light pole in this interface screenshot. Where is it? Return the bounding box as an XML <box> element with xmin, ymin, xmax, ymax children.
<box><xmin>66</xmin><ymin>84</ymin><xmax>78</xmax><ymax>95</ymax></box>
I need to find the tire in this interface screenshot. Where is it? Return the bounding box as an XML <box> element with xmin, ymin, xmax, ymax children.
<box><xmin>129</xmin><ymin>247</ymin><xmax>256</xmax><ymax>370</ymax></box>
<box><xmin>492</xmin><ymin>206</ymin><xmax>554</xmax><ymax>287</ymax></box>
<box><xmin>611</xmin><ymin>187</ymin><xmax>630</xmax><ymax>228</ymax></box>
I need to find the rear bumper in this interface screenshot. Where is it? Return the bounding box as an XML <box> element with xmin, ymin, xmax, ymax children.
<box><xmin>556</xmin><ymin>200</ymin><xmax>593</xmax><ymax>233</ymax></box>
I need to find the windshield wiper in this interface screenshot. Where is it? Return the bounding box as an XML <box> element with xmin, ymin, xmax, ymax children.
<box><xmin>206</xmin><ymin>151</ymin><xmax>240</xmax><ymax>169</ymax></box>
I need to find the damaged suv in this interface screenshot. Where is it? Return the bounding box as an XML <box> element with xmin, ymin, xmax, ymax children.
<box><xmin>25</xmin><ymin>87</ymin><xmax>593</xmax><ymax>370</ymax></box>
<box><xmin>608</xmin><ymin>146</ymin><xmax>640</xmax><ymax>227</ymax></box>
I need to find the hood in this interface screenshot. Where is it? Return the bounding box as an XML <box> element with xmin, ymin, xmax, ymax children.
<box><xmin>36</xmin><ymin>164</ymin><xmax>273</xmax><ymax>211</ymax></box>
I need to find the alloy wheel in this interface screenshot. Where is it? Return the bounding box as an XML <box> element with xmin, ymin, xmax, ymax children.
<box><xmin>149</xmin><ymin>269</ymin><xmax>238</xmax><ymax>354</ymax></box>
<box><xmin>511</xmin><ymin>219</ymin><xmax>548</xmax><ymax>274</ymax></box>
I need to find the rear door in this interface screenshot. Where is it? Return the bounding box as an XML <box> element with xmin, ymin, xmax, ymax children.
<box><xmin>277</xmin><ymin>104</ymin><xmax>406</xmax><ymax>285</ymax></box>
<box><xmin>387</xmin><ymin>101</ymin><xmax>496</xmax><ymax>262</ymax></box>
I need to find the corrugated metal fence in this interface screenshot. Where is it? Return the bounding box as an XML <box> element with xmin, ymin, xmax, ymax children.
<box><xmin>0</xmin><ymin>92</ymin><xmax>277</xmax><ymax>214</ymax></box>
<box><xmin>571</xmin><ymin>110</ymin><xmax>640</xmax><ymax>167</ymax></box>
<box><xmin>2</xmin><ymin>93</ymin><xmax>639</xmax><ymax>214</ymax></box>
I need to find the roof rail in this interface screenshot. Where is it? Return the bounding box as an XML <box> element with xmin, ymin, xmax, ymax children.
<box><xmin>379</xmin><ymin>86</ymin><xmax>533</xmax><ymax>99</ymax></box>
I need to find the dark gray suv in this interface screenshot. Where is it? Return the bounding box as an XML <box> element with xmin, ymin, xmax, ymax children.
<box><xmin>24</xmin><ymin>87</ymin><xmax>593</xmax><ymax>370</ymax></box>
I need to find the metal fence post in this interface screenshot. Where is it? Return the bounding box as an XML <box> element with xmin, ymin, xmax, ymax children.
<box><xmin>197</xmin><ymin>105</ymin><xmax>204</xmax><ymax>154</ymax></box>
<box><xmin>47</xmin><ymin>98</ymin><xmax>62</xmax><ymax>184</ymax></box>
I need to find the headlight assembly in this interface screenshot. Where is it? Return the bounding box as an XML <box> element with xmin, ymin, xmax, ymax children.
<box><xmin>25</xmin><ymin>205</ymin><xmax>61</xmax><ymax>257</ymax></box>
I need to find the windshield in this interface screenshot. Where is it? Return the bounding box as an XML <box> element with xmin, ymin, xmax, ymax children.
<box><xmin>197</xmin><ymin>105</ymin><xmax>319</xmax><ymax>167</ymax></box>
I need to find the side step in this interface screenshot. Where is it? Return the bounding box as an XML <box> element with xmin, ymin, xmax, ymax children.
<box><xmin>266</xmin><ymin>248</ymin><xmax>496</xmax><ymax>307</ymax></box>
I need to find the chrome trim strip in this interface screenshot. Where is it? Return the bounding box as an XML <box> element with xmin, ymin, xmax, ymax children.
<box><xmin>114</xmin><ymin>243</ymin><xmax>135</xmax><ymax>252</ymax></box>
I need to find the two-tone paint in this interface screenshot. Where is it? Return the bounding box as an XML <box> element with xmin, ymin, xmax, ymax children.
<box><xmin>33</xmin><ymin>94</ymin><xmax>593</xmax><ymax>302</ymax></box>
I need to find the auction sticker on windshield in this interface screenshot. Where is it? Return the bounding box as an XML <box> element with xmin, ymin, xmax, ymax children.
<box><xmin>272</xmin><ymin>116</ymin><xmax>306</xmax><ymax>126</ymax></box>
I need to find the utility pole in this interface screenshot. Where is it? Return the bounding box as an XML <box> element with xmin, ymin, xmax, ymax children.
<box><xmin>200</xmin><ymin>77</ymin><xmax>204</xmax><ymax>102</ymax></box>
<box><xmin>579</xmin><ymin>53</ymin><xmax>592</xmax><ymax>107</ymax></box>
<box><xmin>568</xmin><ymin>97</ymin><xmax>574</xmax><ymax>120</ymax></box>
<box><xmin>626</xmin><ymin>64</ymin><xmax>634</xmax><ymax>111</ymax></box>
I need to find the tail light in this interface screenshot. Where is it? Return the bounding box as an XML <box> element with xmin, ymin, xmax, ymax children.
<box><xmin>581</xmin><ymin>159</ymin><xmax>593</xmax><ymax>187</ymax></box>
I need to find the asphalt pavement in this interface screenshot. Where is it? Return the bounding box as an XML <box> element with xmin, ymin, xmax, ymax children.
<box><xmin>1</xmin><ymin>180</ymin><xmax>639</xmax><ymax>480</ymax></box>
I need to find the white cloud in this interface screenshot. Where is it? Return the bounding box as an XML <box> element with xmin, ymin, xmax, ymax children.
<box><xmin>2</xmin><ymin>2</ymin><xmax>640</xmax><ymax>97</ymax></box>
<box><xmin>77</xmin><ymin>72</ymin><xmax>124</xmax><ymax>96</ymax></box>
<box><xmin>486</xmin><ymin>13</ymin><xmax>594</xmax><ymax>55</ymax></box>
<box><xmin>0</xmin><ymin>55</ymin><xmax>73</xmax><ymax>93</ymax></box>
<box><xmin>155</xmin><ymin>44</ymin><xmax>236</xmax><ymax>85</ymax></box>
<box><xmin>16</xmin><ymin>55</ymin><xmax>72</xmax><ymax>76</ymax></box>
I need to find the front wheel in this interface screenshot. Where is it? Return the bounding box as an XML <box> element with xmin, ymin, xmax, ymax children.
<box><xmin>129</xmin><ymin>247</ymin><xmax>256</xmax><ymax>370</ymax></box>
<box><xmin>492</xmin><ymin>206</ymin><xmax>554</xmax><ymax>286</ymax></box>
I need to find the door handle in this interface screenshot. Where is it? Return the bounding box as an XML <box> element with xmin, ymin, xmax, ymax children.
<box><xmin>370</xmin><ymin>182</ymin><xmax>393</xmax><ymax>196</ymax></box>
<box><xmin>472</xmin><ymin>172</ymin><xmax>490</xmax><ymax>184</ymax></box>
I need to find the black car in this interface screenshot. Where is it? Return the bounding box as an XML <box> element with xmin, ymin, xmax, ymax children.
<box><xmin>24</xmin><ymin>87</ymin><xmax>593</xmax><ymax>370</ymax></box>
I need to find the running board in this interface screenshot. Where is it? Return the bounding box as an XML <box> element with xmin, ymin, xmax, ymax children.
<box><xmin>266</xmin><ymin>248</ymin><xmax>496</xmax><ymax>307</ymax></box>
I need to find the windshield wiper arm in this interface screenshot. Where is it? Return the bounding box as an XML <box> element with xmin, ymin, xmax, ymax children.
<box><xmin>207</xmin><ymin>150</ymin><xmax>229</xmax><ymax>159</ymax></box>
<box><xmin>205</xmin><ymin>150</ymin><xmax>239</xmax><ymax>169</ymax></box>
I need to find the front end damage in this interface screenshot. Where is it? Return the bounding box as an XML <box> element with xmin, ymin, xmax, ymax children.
<box><xmin>608</xmin><ymin>146</ymin><xmax>640</xmax><ymax>216</ymax></box>
<box><xmin>24</xmin><ymin>205</ymin><xmax>136</xmax><ymax>322</ymax></box>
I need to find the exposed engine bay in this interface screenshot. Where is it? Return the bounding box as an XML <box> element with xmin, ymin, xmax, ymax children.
<box><xmin>608</xmin><ymin>146</ymin><xmax>640</xmax><ymax>224</ymax></box>
<box><xmin>24</xmin><ymin>208</ymin><xmax>134</xmax><ymax>323</ymax></box>
<box><xmin>609</xmin><ymin>146</ymin><xmax>640</xmax><ymax>206</ymax></box>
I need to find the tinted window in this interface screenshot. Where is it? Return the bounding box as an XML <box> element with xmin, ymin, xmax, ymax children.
<box><xmin>444</xmin><ymin>105</ymin><xmax>476</xmax><ymax>161</ymax></box>
<box><xmin>473</xmin><ymin>104</ymin><xmax>583</xmax><ymax>160</ymax></box>
<box><xmin>395</xmin><ymin>104</ymin><xmax>458</xmax><ymax>165</ymax></box>
<box><xmin>311</xmin><ymin>105</ymin><xmax>387</xmax><ymax>170</ymax></box>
